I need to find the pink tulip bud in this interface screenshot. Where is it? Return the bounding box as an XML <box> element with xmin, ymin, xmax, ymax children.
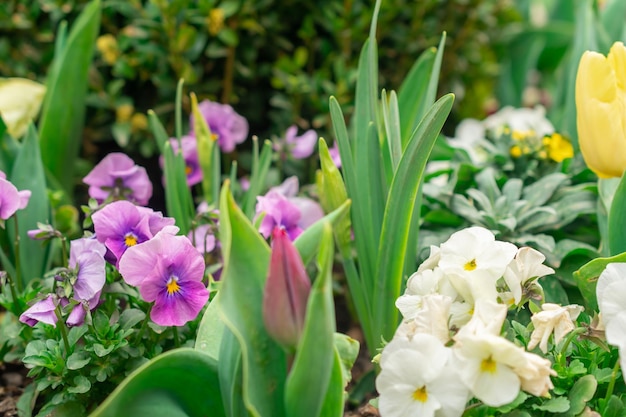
<box><xmin>262</xmin><ymin>227</ymin><xmax>311</xmax><ymax>350</ymax></box>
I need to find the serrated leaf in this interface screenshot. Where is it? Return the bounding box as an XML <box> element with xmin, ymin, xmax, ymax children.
<box><xmin>66</xmin><ymin>351</ymin><xmax>91</xmax><ymax>370</ymax></box>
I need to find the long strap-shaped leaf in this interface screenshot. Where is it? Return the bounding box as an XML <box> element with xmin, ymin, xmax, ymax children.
<box><xmin>609</xmin><ymin>171</ymin><xmax>626</xmax><ymax>256</ymax></box>
<box><xmin>218</xmin><ymin>182</ymin><xmax>287</xmax><ymax>417</ymax></box>
<box><xmin>373</xmin><ymin>93</ymin><xmax>454</xmax><ymax>343</ymax></box>
<box><xmin>88</xmin><ymin>348</ymin><xmax>225</xmax><ymax>417</ymax></box>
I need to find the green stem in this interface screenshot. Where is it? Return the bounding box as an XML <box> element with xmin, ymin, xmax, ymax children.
<box><xmin>603</xmin><ymin>357</ymin><xmax>621</xmax><ymax>410</ymax></box>
<box><xmin>134</xmin><ymin>304</ymin><xmax>152</xmax><ymax>345</ymax></box>
<box><xmin>4</xmin><ymin>272</ymin><xmax>23</xmax><ymax>317</ymax></box>
<box><xmin>60</xmin><ymin>235</ymin><xmax>68</xmax><ymax>268</ymax></box>
<box><xmin>173</xmin><ymin>326</ymin><xmax>180</xmax><ymax>348</ymax></box>
<box><xmin>12</xmin><ymin>216</ymin><xmax>22</xmax><ymax>293</ymax></box>
<box><xmin>55</xmin><ymin>305</ymin><xmax>71</xmax><ymax>355</ymax></box>
<box><xmin>558</xmin><ymin>327</ymin><xmax>586</xmax><ymax>367</ymax></box>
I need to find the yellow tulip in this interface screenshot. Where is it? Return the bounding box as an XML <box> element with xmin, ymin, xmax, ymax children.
<box><xmin>0</xmin><ymin>78</ymin><xmax>46</xmax><ymax>139</ymax></box>
<box><xmin>576</xmin><ymin>41</ymin><xmax>626</xmax><ymax>178</ymax></box>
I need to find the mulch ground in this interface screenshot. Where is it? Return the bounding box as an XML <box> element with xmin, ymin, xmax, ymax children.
<box><xmin>0</xmin><ymin>362</ymin><xmax>28</xmax><ymax>417</ymax></box>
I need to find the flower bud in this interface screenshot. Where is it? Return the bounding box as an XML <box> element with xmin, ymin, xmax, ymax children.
<box><xmin>262</xmin><ymin>227</ymin><xmax>311</xmax><ymax>350</ymax></box>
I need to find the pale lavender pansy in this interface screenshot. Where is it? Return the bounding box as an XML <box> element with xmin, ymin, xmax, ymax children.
<box><xmin>19</xmin><ymin>295</ymin><xmax>58</xmax><ymax>327</ymax></box>
<box><xmin>83</xmin><ymin>152</ymin><xmax>153</xmax><ymax>206</ymax></box>
<box><xmin>284</xmin><ymin>125</ymin><xmax>318</xmax><ymax>159</ymax></box>
<box><xmin>190</xmin><ymin>99</ymin><xmax>248</xmax><ymax>153</ymax></box>
<box><xmin>160</xmin><ymin>135</ymin><xmax>202</xmax><ymax>186</ymax></box>
<box><xmin>118</xmin><ymin>230</ymin><xmax>209</xmax><ymax>326</ymax></box>
<box><xmin>0</xmin><ymin>170</ymin><xmax>31</xmax><ymax>221</ymax></box>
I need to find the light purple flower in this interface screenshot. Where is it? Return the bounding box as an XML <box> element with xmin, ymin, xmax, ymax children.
<box><xmin>118</xmin><ymin>230</ymin><xmax>209</xmax><ymax>326</ymax></box>
<box><xmin>92</xmin><ymin>200</ymin><xmax>177</xmax><ymax>266</ymax></box>
<box><xmin>267</xmin><ymin>176</ymin><xmax>324</xmax><ymax>231</ymax></box>
<box><xmin>256</xmin><ymin>191</ymin><xmax>302</xmax><ymax>241</ymax></box>
<box><xmin>19</xmin><ymin>295</ymin><xmax>58</xmax><ymax>327</ymax></box>
<box><xmin>0</xmin><ymin>171</ymin><xmax>31</xmax><ymax>220</ymax></box>
<box><xmin>83</xmin><ymin>152</ymin><xmax>153</xmax><ymax>206</ymax></box>
<box><xmin>159</xmin><ymin>135</ymin><xmax>202</xmax><ymax>186</ymax></box>
<box><xmin>284</xmin><ymin>125</ymin><xmax>318</xmax><ymax>159</ymax></box>
<box><xmin>188</xmin><ymin>224</ymin><xmax>216</xmax><ymax>255</ymax></box>
<box><xmin>66</xmin><ymin>291</ymin><xmax>102</xmax><ymax>327</ymax></box>
<box><xmin>68</xmin><ymin>238</ymin><xmax>107</xmax><ymax>301</ymax></box>
<box><xmin>191</xmin><ymin>100</ymin><xmax>248</xmax><ymax>153</ymax></box>
<box><xmin>328</xmin><ymin>141</ymin><xmax>342</xmax><ymax>168</ymax></box>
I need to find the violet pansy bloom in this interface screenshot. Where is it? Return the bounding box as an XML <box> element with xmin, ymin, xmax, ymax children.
<box><xmin>191</xmin><ymin>100</ymin><xmax>248</xmax><ymax>153</ymax></box>
<box><xmin>19</xmin><ymin>295</ymin><xmax>58</xmax><ymax>327</ymax></box>
<box><xmin>83</xmin><ymin>152</ymin><xmax>153</xmax><ymax>206</ymax></box>
<box><xmin>119</xmin><ymin>230</ymin><xmax>209</xmax><ymax>327</ymax></box>
<box><xmin>159</xmin><ymin>136</ymin><xmax>202</xmax><ymax>186</ymax></box>
<box><xmin>0</xmin><ymin>170</ymin><xmax>31</xmax><ymax>221</ymax></box>
<box><xmin>68</xmin><ymin>238</ymin><xmax>107</xmax><ymax>301</ymax></box>
<box><xmin>284</xmin><ymin>125</ymin><xmax>318</xmax><ymax>159</ymax></box>
<box><xmin>92</xmin><ymin>200</ymin><xmax>177</xmax><ymax>266</ymax></box>
<box><xmin>256</xmin><ymin>191</ymin><xmax>303</xmax><ymax>241</ymax></box>
<box><xmin>268</xmin><ymin>176</ymin><xmax>324</xmax><ymax>230</ymax></box>
<box><xmin>66</xmin><ymin>291</ymin><xmax>102</xmax><ymax>327</ymax></box>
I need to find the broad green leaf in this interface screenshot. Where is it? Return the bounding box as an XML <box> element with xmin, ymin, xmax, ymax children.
<box><xmin>373</xmin><ymin>93</ymin><xmax>454</xmax><ymax>342</ymax></box>
<box><xmin>89</xmin><ymin>348</ymin><xmax>225</xmax><ymax>417</ymax></box>
<box><xmin>285</xmin><ymin>223</ymin><xmax>336</xmax><ymax>417</ymax></box>
<box><xmin>608</xmin><ymin>171</ymin><xmax>626</xmax><ymax>255</ymax></box>
<box><xmin>573</xmin><ymin>251</ymin><xmax>626</xmax><ymax>311</ymax></box>
<box><xmin>218</xmin><ymin>182</ymin><xmax>286</xmax><ymax>417</ymax></box>
<box><xmin>565</xmin><ymin>374</ymin><xmax>597</xmax><ymax>416</ymax></box>
<box><xmin>38</xmin><ymin>0</ymin><xmax>101</xmax><ymax>195</ymax></box>
<box><xmin>218</xmin><ymin>327</ymin><xmax>248</xmax><ymax>417</ymax></box>
<box><xmin>195</xmin><ymin>293</ymin><xmax>224</xmax><ymax>362</ymax></box>
<box><xmin>7</xmin><ymin>124</ymin><xmax>51</xmax><ymax>286</ymax></box>
<box><xmin>381</xmin><ymin>89</ymin><xmax>402</xmax><ymax>172</ymax></box>
<box><xmin>318</xmin><ymin>349</ymin><xmax>345</xmax><ymax>417</ymax></box>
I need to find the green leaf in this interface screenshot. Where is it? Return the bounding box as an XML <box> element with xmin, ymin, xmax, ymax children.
<box><xmin>38</xmin><ymin>0</ymin><xmax>101</xmax><ymax>195</ymax></box>
<box><xmin>242</xmin><ymin>139</ymin><xmax>273</xmax><ymax>219</ymax></box>
<box><xmin>195</xmin><ymin>292</ymin><xmax>225</xmax><ymax>362</ymax></box>
<box><xmin>7</xmin><ymin>124</ymin><xmax>51</xmax><ymax>286</ymax></box>
<box><xmin>191</xmin><ymin>92</ymin><xmax>218</xmax><ymax>205</ymax></box>
<box><xmin>573</xmin><ymin>252</ymin><xmax>626</xmax><ymax>310</ymax></box>
<box><xmin>319</xmin><ymin>349</ymin><xmax>345</xmax><ymax>417</ymax></box>
<box><xmin>608</xmin><ymin>171</ymin><xmax>626</xmax><ymax>255</ymax></box>
<box><xmin>217</xmin><ymin>182</ymin><xmax>286</xmax><ymax>417</ymax></box>
<box><xmin>285</xmin><ymin>223</ymin><xmax>336</xmax><ymax>417</ymax></box>
<box><xmin>373</xmin><ymin>93</ymin><xmax>454</xmax><ymax>343</ymax></box>
<box><xmin>162</xmin><ymin>141</ymin><xmax>194</xmax><ymax>235</ymax></box>
<box><xmin>531</xmin><ymin>396</ymin><xmax>570</xmax><ymax>412</ymax></box>
<box><xmin>66</xmin><ymin>351</ymin><xmax>91</xmax><ymax>370</ymax></box>
<box><xmin>565</xmin><ymin>374</ymin><xmax>597</xmax><ymax>416</ymax></box>
<box><xmin>89</xmin><ymin>348</ymin><xmax>225</xmax><ymax>417</ymax></box>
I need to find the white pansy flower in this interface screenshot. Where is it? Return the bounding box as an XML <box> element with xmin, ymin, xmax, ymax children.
<box><xmin>482</xmin><ymin>105</ymin><xmax>554</xmax><ymax>138</ymax></box>
<box><xmin>412</xmin><ymin>294</ymin><xmax>453</xmax><ymax>344</ymax></box>
<box><xmin>417</xmin><ymin>245</ymin><xmax>441</xmax><ymax>273</ymax></box>
<box><xmin>503</xmin><ymin>247</ymin><xmax>555</xmax><ymax>305</ymax></box>
<box><xmin>376</xmin><ymin>333</ymin><xmax>469</xmax><ymax>417</ymax></box>
<box><xmin>396</xmin><ymin>268</ymin><xmax>458</xmax><ymax>321</ymax></box>
<box><xmin>515</xmin><ymin>351</ymin><xmax>556</xmax><ymax>397</ymax></box>
<box><xmin>455</xmin><ymin>299</ymin><xmax>507</xmax><ymax>340</ymax></box>
<box><xmin>528</xmin><ymin>303</ymin><xmax>583</xmax><ymax>353</ymax></box>
<box><xmin>0</xmin><ymin>78</ymin><xmax>46</xmax><ymax>139</ymax></box>
<box><xmin>439</xmin><ymin>226</ymin><xmax>517</xmax><ymax>303</ymax></box>
<box><xmin>596</xmin><ymin>263</ymin><xmax>626</xmax><ymax>382</ymax></box>
<box><xmin>452</xmin><ymin>332</ymin><xmax>526</xmax><ymax>407</ymax></box>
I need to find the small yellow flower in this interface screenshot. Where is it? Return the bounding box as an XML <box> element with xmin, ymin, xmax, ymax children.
<box><xmin>130</xmin><ymin>113</ymin><xmax>148</xmax><ymax>132</ymax></box>
<box><xmin>96</xmin><ymin>34</ymin><xmax>120</xmax><ymax>65</ymax></box>
<box><xmin>207</xmin><ymin>8</ymin><xmax>225</xmax><ymax>36</ymax></box>
<box><xmin>576</xmin><ymin>41</ymin><xmax>626</xmax><ymax>178</ymax></box>
<box><xmin>542</xmin><ymin>133</ymin><xmax>574</xmax><ymax>163</ymax></box>
<box><xmin>116</xmin><ymin>104</ymin><xmax>134</xmax><ymax>123</ymax></box>
<box><xmin>510</xmin><ymin>145</ymin><xmax>522</xmax><ymax>158</ymax></box>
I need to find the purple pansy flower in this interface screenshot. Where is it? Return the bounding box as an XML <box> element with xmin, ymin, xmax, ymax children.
<box><xmin>92</xmin><ymin>200</ymin><xmax>177</xmax><ymax>266</ymax></box>
<box><xmin>68</xmin><ymin>238</ymin><xmax>107</xmax><ymax>301</ymax></box>
<box><xmin>266</xmin><ymin>176</ymin><xmax>324</xmax><ymax>231</ymax></box>
<box><xmin>83</xmin><ymin>152</ymin><xmax>153</xmax><ymax>206</ymax></box>
<box><xmin>188</xmin><ymin>224</ymin><xmax>216</xmax><ymax>255</ymax></box>
<box><xmin>0</xmin><ymin>171</ymin><xmax>31</xmax><ymax>221</ymax></box>
<box><xmin>19</xmin><ymin>295</ymin><xmax>58</xmax><ymax>327</ymax></box>
<box><xmin>159</xmin><ymin>136</ymin><xmax>202</xmax><ymax>186</ymax></box>
<box><xmin>284</xmin><ymin>125</ymin><xmax>318</xmax><ymax>159</ymax></box>
<box><xmin>191</xmin><ymin>100</ymin><xmax>248</xmax><ymax>153</ymax></box>
<box><xmin>328</xmin><ymin>141</ymin><xmax>342</xmax><ymax>168</ymax></box>
<box><xmin>66</xmin><ymin>291</ymin><xmax>102</xmax><ymax>327</ymax></box>
<box><xmin>119</xmin><ymin>231</ymin><xmax>209</xmax><ymax>327</ymax></box>
<box><xmin>256</xmin><ymin>191</ymin><xmax>303</xmax><ymax>241</ymax></box>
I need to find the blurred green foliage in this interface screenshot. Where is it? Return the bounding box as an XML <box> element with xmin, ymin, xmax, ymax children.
<box><xmin>0</xmin><ymin>0</ymin><xmax>521</xmax><ymax>159</ymax></box>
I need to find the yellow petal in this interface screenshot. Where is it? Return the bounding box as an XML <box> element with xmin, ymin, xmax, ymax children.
<box><xmin>0</xmin><ymin>78</ymin><xmax>46</xmax><ymax>139</ymax></box>
<box><xmin>576</xmin><ymin>44</ymin><xmax>626</xmax><ymax>178</ymax></box>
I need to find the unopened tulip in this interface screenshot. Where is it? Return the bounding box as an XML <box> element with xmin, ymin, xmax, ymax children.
<box><xmin>262</xmin><ymin>227</ymin><xmax>311</xmax><ymax>350</ymax></box>
<box><xmin>576</xmin><ymin>41</ymin><xmax>626</xmax><ymax>178</ymax></box>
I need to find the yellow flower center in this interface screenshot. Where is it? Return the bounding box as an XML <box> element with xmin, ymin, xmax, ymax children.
<box><xmin>464</xmin><ymin>259</ymin><xmax>477</xmax><ymax>271</ymax></box>
<box><xmin>211</xmin><ymin>133</ymin><xmax>219</xmax><ymax>142</ymax></box>
<box><xmin>166</xmin><ymin>276</ymin><xmax>181</xmax><ymax>295</ymax></box>
<box><xmin>411</xmin><ymin>386</ymin><xmax>428</xmax><ymax>403</ymax></box>
<box><xmin>481</xmin><ymin>356</ymin><xmax>497</xmax><ymax>374</ymax></box>
<box><xmin>185</xmin><ymin>165</ymin><xmax>193</xmax><ymax>175</ymax></box>
<box><xmin>124</xmin><ymin>233</ymin><xmax>138</xmax><ymax>247</ymax></box>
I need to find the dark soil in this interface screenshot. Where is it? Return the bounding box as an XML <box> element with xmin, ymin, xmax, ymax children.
<box><xmin>0</xmin><ymin>362</ymin><xmax>29</xmax><ymax>417</ymax></box>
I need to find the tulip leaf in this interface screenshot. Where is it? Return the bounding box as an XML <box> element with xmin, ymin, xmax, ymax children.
<box><xmin>38</xmin><ymin>0</ymin><xmax>101</xmax><ymax>195</ymax></box>
<box><xmin>88</xmin><ymin>348</ymin><xmax>225</xmax><ymax>417</ymax></box>
<box><xmin>7</xmin><ymin>124</ymin><xmax>51</xmax><ymax>286</ymax></box>
<box><xmin>608</xmin><ymin>171</ymin><xmax>626</xmax><ymax>256</ymax></box>
<box><xmin>285</xmin><ymin>222</ymin><xmax>336</xmax><ymax>417</ymax></box>
<box><xmin>319</xmin><ymin>348</ymin><xmax>345</xmax><ymax>417</ymax></box>
<box><xmin>373</xmin><ymin>93</ymin><xmax>454</xmax><ymax>342</ymax></box>
<box><xmin>191</xmin><ymin>92</ymin><xmax>218</xmax><ymax>205</ymax></box>
<box><xmin>218</xmin><ymin>181</ymin><xmax>287</xmax><ymax>417</ymax></box>
<box><xmin>218</xmin><ymin>327</ymin><xmax>248</xmax><ymax>417</ymax></box>
<box><xmin>194</xmin><ymin>292</ymin><xmax>224</xmax><ymax>361</ymax></box>
<box><xmin>242</xmin><ymin>138</ymin><xmax>273</xmax><ymax>219</ymax></box>
<box><xmin>162</xmin><ymin>141</ymin><xmax>194</xmax><ymax>235</ymax></box>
